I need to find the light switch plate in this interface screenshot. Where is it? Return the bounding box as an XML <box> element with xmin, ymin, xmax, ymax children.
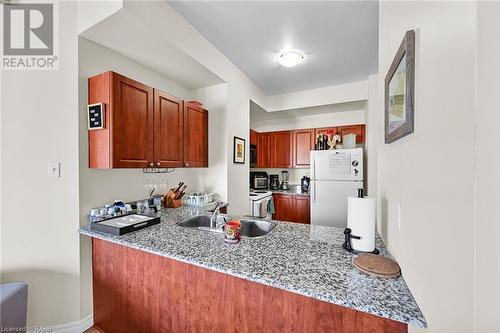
<box><xmin>48</xmin><ymin>162</ymin><xmax>60</xmax><ymax>178</ymax></box>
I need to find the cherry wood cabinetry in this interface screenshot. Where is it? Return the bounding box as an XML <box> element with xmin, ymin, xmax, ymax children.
<box><xmin>272</xmin><ymin>194</ymin><xmax>294</xmax><ymax>222</ymax></box>
<box><xmin>270</xmin><ymin>131</ymin><xmax>292</xmax><ymax>168</ymax></box>
<box><xmin>292</xmin><ymin>129</ymin><xmax>315</xmax><ymax>168</ymax></box>
<box><xmin>92</xmin><ymin>238</ymin><xmax>407</xmax><ymax>333</ymax></box>
<box><xmin>338</xmin><ymin>124</ymin><xmax>365</xmax><ymax>143</ymax></box>
<box><xmin>88</xmin><ymin>71</ymin><xmax>208</xmax><ymax>169</ymax></box>
<box><xmin>154</xmin><ymin>90</ymin><xmax>184</xmax><ymax>168</ymax></box>
<box><xmin>273</xmin><ymin>193</ymin><xmax>310</xmax><ymax>224</ymax></box>
<box><xmin>250</xmin><ymin>124</ymin><xmax>365</xmax><ymax>169</ymax></box>
<box><xmin>250</xmin><ymin>129</ymin><xmax>258</xmax><ymax>146</ymax></box>
<box><xmin>257</xmin><ymin>132</ymin><xmax>271</xmax><ymax>168</ymax></box>
<box><xmin>183</xmin><ymin>102</ymin><xmax>208</xmax><ymax>167</ymax></box>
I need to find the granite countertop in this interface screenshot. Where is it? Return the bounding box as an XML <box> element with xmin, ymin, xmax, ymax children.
<box><xmin>79</xmin><ymin>203</ymin><xmax>426</xmax><ymax>328</ymax></box>
<box><xmin>268</xmin><ymin>184</ymin><xmax>310</xmax><ymax>196</ymax></box>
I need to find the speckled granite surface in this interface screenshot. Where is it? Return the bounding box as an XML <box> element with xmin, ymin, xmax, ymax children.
<box><xmin>269</xmin><ymin>184</ymin><xmax>310</xmax><ymax>196</ymax></box>
<box><xmin>79</xmin><ymin>203</ymin><xmax>426</xmax><ymax>328</ymax></box>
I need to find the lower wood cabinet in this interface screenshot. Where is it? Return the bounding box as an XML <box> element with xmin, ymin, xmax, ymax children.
<box><xmin>273</xmin><ymin>193</ymin><xmax>310</xmax><ymax>224</ymax></box>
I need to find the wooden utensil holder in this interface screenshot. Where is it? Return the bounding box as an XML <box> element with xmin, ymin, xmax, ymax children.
<box><xmin>164</xmin><ymin>190</ymin><xmax>182</xmax><ymax>208</ymax></box>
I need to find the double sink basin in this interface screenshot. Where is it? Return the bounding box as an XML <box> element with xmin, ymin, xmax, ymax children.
<box><xmin>177</xmin><ymin>215</ymin><xmax>276</xmax><ymax>238</ymax></box>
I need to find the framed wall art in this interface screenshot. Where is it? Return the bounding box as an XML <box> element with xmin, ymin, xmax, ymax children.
<box><xmin>385</xmin><ymin>30</ymin><xmax>415</xmax><ymax>143</ymax></box>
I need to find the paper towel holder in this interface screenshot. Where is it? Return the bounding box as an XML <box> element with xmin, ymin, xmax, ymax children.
<box><xmin>342</xmin><ymin>228</ymin><xmax>380</xmax><ymax>255</ymax></box>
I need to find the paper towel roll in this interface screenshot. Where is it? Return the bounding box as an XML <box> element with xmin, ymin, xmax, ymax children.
<box><xmin>347</xmin><ymin>196</ymin><xmax>376</xmax><ymax>252</ymax></box>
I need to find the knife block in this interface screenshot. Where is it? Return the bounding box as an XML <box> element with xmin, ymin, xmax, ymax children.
<box><xmin>164</xmin><ymin>190</ymin><xmax>182</xmax><ymax>208</ymax></box>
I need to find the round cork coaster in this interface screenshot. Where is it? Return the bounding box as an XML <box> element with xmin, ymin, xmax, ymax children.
<box><xmin>353</xmin><ymin>254</ymin><xmax>401</xmax><ymax>278</ymax></box>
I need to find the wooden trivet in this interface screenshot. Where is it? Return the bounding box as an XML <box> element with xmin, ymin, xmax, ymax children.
<box><xmin>353</xmin><ymin>254</ymin><xmax>401</xmax><ymax>278</ymax></box>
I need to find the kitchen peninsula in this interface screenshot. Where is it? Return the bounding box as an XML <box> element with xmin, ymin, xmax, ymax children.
<box><xmin>80</xmin><ymin>204</ymin><xmax>426</xmax><ymax>333</ymax></box>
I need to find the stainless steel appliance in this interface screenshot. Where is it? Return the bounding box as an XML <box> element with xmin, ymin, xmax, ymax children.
<box><xmin>269</xmin><ymin>175</ymin><xmax>280</xmax><ymax>190</ymax></box>
<box><xmin>310</xmin><ymin>148</ymin><xmax>364</xmax><ymax>228</ymax></box>
<box><xmin>250</xmin><ymin>144</ymin><xmax>257</xmax><ymax>168</ymax></box>
<box><xmin>280</xmin><ymin>170</ymin><xmax>290</xmax><ymax>190</ymax></box>
<box><xmin>250</xmin><ymin>171</ymin><xmax>268</xmax><ymax>190</ymax></box>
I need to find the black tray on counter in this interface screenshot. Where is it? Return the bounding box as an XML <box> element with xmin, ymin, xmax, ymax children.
<box><xmin>90</xmin><ymin>214</ymin><xmax>160</xmax><ymax>236</ymax></box>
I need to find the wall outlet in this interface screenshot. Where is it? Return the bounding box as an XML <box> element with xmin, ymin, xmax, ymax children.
<box><xmin>48</xmin><ymin>162</ymin><xmax>60</xmax><ymax>178</ymax></box>
<box><xmin>395</xmin><ymin>203</ymin><xmax>401</xmax><ymax>230</ymax></box>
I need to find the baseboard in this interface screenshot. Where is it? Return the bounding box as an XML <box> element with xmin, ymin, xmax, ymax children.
<box><xmin>50</xmin><ymin>314</ymin><xmax>93</xmax><ymax>333</ymax></box>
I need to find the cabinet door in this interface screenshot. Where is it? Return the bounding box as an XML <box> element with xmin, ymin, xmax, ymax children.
<box><xmin>250</xmin><ymin>129</ymin><xmax>258</xmax><ymax>146</ymax></box>
<box><xmin>338</xmin><ymin>125</ymin><xmax>365</xmax><ymax>143</ymax></box>
<box><xmin>153</xmin><ymin>90</ymin><xmax>184</xmax><ymax>168</ymax></box>
<box><xmin>292</xmin><ymin>129</ymin><xmax>314</xmax><ymax>168</ymax></box>
<box><xmin>112</xmin><ymin>73</ymin><xmax>154</xmax><ymax>168</ymax></box>
<box><xmin>314</xmin><ymin>127</ymin><xmax>338</xmax><ymax>143</ymax></box>
<box><xmin>271</xmin><ymin>131</ymin><xmax>292</xmax><ymax>168</ymax></box>
<box><xmin>257</xmin><ymin>133</ymin><xmax>271</xmax><ymax>168</ymax></box>
<box><xmin>272</xmin><ymin>194</ymin><xmax>294</xmax><ymax>221</ymax></box>
<box><xmin>292</xmin><ymin>196</ymin><xmax>310</xmax><ymax>224</ymax></box>
<box><xmin>183</xmin><ymin>103</ymin><xmax>208</xmax><ymax>167</ymax></box>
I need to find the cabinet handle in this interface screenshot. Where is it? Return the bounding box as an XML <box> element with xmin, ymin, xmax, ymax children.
<box><xmin>185</xmin><ymin>163</ymin><xmax>189</xmax><ymax>167</ymax></box>
<box><xmin>149</xmin><ymin>162</ymin><xmax>154</xmax><ymax>167</ymax></box>
<box><xmin>156</xmin><ymin>162</ymin><xmax>160</xmax><ymax>166</ymax></box>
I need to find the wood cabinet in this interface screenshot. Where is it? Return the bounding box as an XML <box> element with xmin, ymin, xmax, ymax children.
<box><xmin>273</xmin><ymin>194</ymin><xmax>310</xmax><ymax>224</ymax></box>
<box><xmin>338</xmin><ymin>124</ymin><xmax>365</xmax><ymax>144</ymax></box>
<box><xmin>250</xmin><ymin>129</ymin><xmax>258</xmax><ymax>146</ymax></box>
<box><xmin>92</xmin><ymin>238</ymin><xmax>407</xmax><ymax>333</ymax></box>
<box><xmin>272</xmin><ymin>194</ymin><xmax>294</xmax><ymax>222</ymax></box>
<box><xmin>257</xmin><ymin>132</ymin><xmax>271</xmax><ymax>168</ymax></box>
<box><xmin>183</xmin><ymin>102</ymin><xmax>208</xmax><ymax>167</ymax></box>
<box><xmin>88</xmin><ymin>71</ymin><xmax>209</xmax><ymax>169</ymax></box>
<box><xmin>292</xmin><ymin>129</ymin><xmax>314</xmax><ymax>168</ymax></box>
<box><xmin>154</xmin><ymin>90</ymin><xmax>184</xmax><ymax>167</ymax></box>
<box><xmin>270</xmin><ymin>131</ymin><xmax>292</xmax><ymax>168</ymax></box>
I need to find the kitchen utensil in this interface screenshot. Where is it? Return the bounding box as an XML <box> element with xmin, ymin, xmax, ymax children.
<box><xmin>353</xmin><ymin>254</ymin><xmax>401</xmax><ymax>278</ymax></box>
<box><xmin>301</xmin><ymin>176</ymin><xmax>310</xmax><ymax>193</ymax></box>
<box><xmin>280</xmin><ymin>170</ymin><xmax>289</xmax><ymax>190</ymax></box>
<box><xmin>269</xmin><ymin>175</ymin><xmax>280</xmax><ymax>190</ymax></box>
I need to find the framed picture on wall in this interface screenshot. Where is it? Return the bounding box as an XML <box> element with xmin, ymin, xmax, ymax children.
<box><xmin>233</xmin><ymin>136</ymin><xmax>246</xmax><ymax>164</ymax></box>
<box><xmin>385</xmin><ymin>30</ymin><xmax>415</xmax><ymax>143</ymax></box>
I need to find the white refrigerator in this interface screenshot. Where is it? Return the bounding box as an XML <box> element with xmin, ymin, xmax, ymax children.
<box><xmin>310</xmin><ymin>148</ymin><xmax>364</xmax><ymax>228</ymax></box>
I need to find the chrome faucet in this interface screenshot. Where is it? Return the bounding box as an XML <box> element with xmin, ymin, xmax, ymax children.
<box><xmin>210</xmin><ymin>202</ymin><xmax>224</xmax><ymax>229</ymax></box>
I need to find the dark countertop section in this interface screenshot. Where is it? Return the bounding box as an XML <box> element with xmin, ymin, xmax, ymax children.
<box><xmin>79</xmin><ymin>203</ymin><xmax>426</xmax><ymax>328</ymax></box>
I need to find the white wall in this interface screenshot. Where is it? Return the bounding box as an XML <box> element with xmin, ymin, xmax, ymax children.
<box><xmin>375</xmin><ymin>2</ymin><xmax>477</xmax><ymax>332</ymax></box>
<box><xmin>475</xmin><ymin>2</ymin><xmax>500</xmax><ymax>331</ymax></box>
<box><xmin>1</xmin><ymin>1</ymin><xmax>81</xmax><ymax>328</ymax></box>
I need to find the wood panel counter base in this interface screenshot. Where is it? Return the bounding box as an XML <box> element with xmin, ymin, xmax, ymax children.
<box><xmin>92</xmin><ymin>238</ymin><xmax>407</xmax><ymax>333</ymax></box>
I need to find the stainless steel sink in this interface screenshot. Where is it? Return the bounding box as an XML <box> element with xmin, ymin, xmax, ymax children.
<box><xmin>177</xmin><ymin>215</ymin><xmax>276</xmax><ymax>238</ymax></box>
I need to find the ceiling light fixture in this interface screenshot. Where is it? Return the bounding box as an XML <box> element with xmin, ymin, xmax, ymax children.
<box><xmin>278</xmin><ymin>50</ymin><xmax>304</xmax><ymax>68</ymax></box>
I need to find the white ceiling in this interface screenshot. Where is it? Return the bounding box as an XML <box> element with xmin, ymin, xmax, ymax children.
<box><xmin>80</xmin><ymin>9</ymin><xmax>223</xmax><ymax>90</ymax></box>
<box><xmin>169</xmin><ymin>1</ymin><xmax>378</xmax><ymax>95</ymax></box>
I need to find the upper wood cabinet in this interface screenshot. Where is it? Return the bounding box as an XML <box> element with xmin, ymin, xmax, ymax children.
<box><xmin>292</xmin><ymin>129</ymin><xmax>315</xmax><ymax>168</ymax></box>
<box><xmin>250</xmin><ymin>129</ymin><xmax>258</xmax><ymax>146</ymax></box>
<box><xmin>338</xmin><ymin>125</ymin><xmax>365</xmax><ymax>144</ymax></box>
<box><xmin>257</xmin><ymin>132</ymin><xmax>272</xmax><ymax>168</ymax></box>
<box><xmin>88</xmin><ymin>71</ymin><xmax>208</xmax><ymax>169</ymax></box>
<box><xmin>154</xmin><ymin>90</ymin><xmax>184</xmax><ymax>168</ymax></box>
<box><xmin>183</xmin><ymin>102</ymin><xmax>208</xmax><ymax>167</ymax></box>
<box><xmin>314</xmin><ymin>127</ymin><xmax>338</xmax><ymax>140</ymax></box>
<box><xmin>271</xmin><ymin>131</ymin><xmax>292</xmax><ymax>168</ymax></box>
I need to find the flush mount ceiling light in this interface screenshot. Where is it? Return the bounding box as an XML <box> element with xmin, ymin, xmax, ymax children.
<box><xmin>278</xmin><ymin>50</ymin><xmax>304</xmax><ymax>68</ymax></box>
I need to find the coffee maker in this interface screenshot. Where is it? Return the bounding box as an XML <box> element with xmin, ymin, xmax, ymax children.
<box><xmin>280</xmin><ymin>171</ymin><xmax>290</xmax><ymax>190</ymax></box>
<box><xmin>269</xmin><ymin>175</ymin><xmax>280</xmax><ymax>190</ymax></box>
<box><xmin>301</xmin><ymin>176</ymin><xmax>311</xmax><ymax>193</ymax></box>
